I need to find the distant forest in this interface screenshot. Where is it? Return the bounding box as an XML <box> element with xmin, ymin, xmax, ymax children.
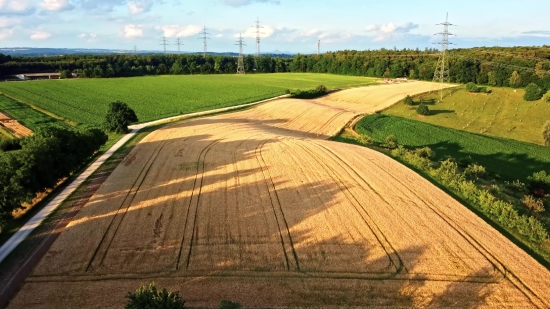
<box><xmin>1</xmin><ymin>46</ymin><xmax>550</xmax><ymax>89</ymax></box>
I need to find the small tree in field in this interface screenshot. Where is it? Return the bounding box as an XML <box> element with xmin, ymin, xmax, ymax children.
<box><xmin>416</xmin><ymin>103</ymin><xmax>429</xmax><ymax>116</ymax></box>
<box><xmin>543</xmin><ymin>121</ymin><xmax>550</xmax><ymax>146</ymax></box>
<box><xmin>524</xmin><ymin>83</ymin><xmax>543</xmax><ymax>101</ymax></box>
<box><xmin>104</xmin><ymin>101</ymin><xmax>138</xmax><ymax>133</ymax></box>
<box><xmin>509</xmin><ymin>70</ymin><xmax>522</xmax><ymax>88</ymax></box>
<box><xmin>125</xmin><ymin>283</ymin><xmax>185</xmax><ymax>309</ymax></box>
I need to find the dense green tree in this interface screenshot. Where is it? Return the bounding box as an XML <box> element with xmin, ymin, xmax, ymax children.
<box><xmin>524</xmin><ymin>83</ymin><xmax>543</xmax><ymax>101</ymax></box>
<box><xmin>104</xmin><ymin>101</ymin><xmax>138</xmax><ymax>133</ymax></box>
<box><xmin>509</xmin><ymin>70</ymin><xmax>522</xmax><ymax>87</ymax></box>
<box><xmin>416</xmin><ymin>103</ymin><xmax>430</xmax><ymax>115</ymax></box>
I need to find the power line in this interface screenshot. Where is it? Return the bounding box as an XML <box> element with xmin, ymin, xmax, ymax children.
<box><xmin>175</xmin><ymin>37</ymin><xmax>184</xmax><ymax>54</ymax></box>
<box><xmin>236</xmin><ymin>33</ymin><xmax>246</xmax><ymax>74</ymax></box>
<box><xmin>432</xmin><ymin>12</ymin><xmax>456</xmax><ymax>101</ymax></box>
<box><xmin>252</xmin><ymin>17</ymin><xmax>265</xmax><ymax>57</ymax></box>
<box><xmin>160</xmin><ymin>36</ymin><xmax>169</xmax><ymax>54</ymax></box>
<box><xmin>198</xmin><ymin>26</ymin><xmax>211</xmax><ymax>57</ymax></box>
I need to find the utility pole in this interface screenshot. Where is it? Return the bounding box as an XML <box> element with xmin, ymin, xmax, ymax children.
<box><xmin>175</xmin><ymin>37</ymin><xmax>184</xmax><ymax>54</ymax></box>
<box><xmin>160</xmin><ymin>36</ymin><xmax>169</xmax><ymax>54</ymax></box>
<box><xmin>198</xmin><ymin>26</ymin><xmax>211</xmax><ymax>57</ymax></box>
<box><xmin>252</xmin><ymin>17</ymin><xmax>264</xmax><ymax>57</ymax></box>
<box><xmin>317</xmin><ymin>40</ymin><xmax>320</xmax><ymax>55</ymax></box>
<box><xmin>432</xmin><ymin>12</ymin><xmax>456</xmax><ymax>101</ymax></box>
<box><xmin>133</xmin><ymin>45</ymin><xmax>138</xmax><ymax>54</ymax></box>
<box><xmin>236</xmin><ymin>33</ymin><xmax>246</xmax><ymax>75</ymax></box>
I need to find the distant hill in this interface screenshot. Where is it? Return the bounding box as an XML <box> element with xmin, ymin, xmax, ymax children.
<box><xmin>0</xmin><ymin>47</ymin><xmax>295</xmax><ymax>58</ymax></box>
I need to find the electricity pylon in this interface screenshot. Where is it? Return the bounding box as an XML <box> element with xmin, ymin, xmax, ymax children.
<box><xmin>160</xmin><ymin>36</ymin><xmax>169</xmax><ymax>54</ymax></box>
<box><xmin>432</xmin><ymin>12</ymin><xmax>456</xmax><ymax>101</ymax></box>
<box><xmin>198</xmin><ymin>26</ymin><xmax>211</xmax><ymax>57</ymax></box>
<box><xmin>175</xmin><ymin>37</ymin><xmax>184</xmax><ymax>53</ymax></box>
<box><xmin>236</xmin><ymin>33</ymin><xmax>246</xmax><ymax>75</ymax></box>
<box><xmin>317</xmin><ymin>40</ymin><xmax>320</xmax><ymax>55</ymax></box>
<box><xmin>252</xmin><ymin>17</ymin><xmax>264</xmax><ymax>57</ymax></box>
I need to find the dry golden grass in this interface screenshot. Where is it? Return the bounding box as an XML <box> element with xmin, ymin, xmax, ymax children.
<box><xmin>9</xmin><ymin>81</ymin><xmax>550</xmax><ymax>308</ymax></box>
<box><xmin>0</xmin><ymin>111</ymin><xmax>32</xmax><ymax>137</ymax></box>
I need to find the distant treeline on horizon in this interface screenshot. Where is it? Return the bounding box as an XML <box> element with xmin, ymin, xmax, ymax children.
<box><xmin>1</xmin><ymin>46</ymin><xmax>550</xmax><ymax>90</ymax></box>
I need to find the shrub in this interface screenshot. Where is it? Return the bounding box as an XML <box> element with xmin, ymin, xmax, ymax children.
<box><xmin>465</xmin><ymin>82</ymin><xmax>478</xmax><ymax>92</ymax></box>
<box><xmin>356</xmin><ymin>134</ymin><xmax>373</xmax><ymax>146</ymax></box>
<box><xmin>504</xmin><ymin>180</ymin><xmax>528</xmax><ymax>195</ymax></box>
<box><xmin>522</xmin><ymin>195</ymin><xmax>545</xmax><ymax>214</ymax></box>
<box><xmin>290</xmin><ymin>85</ymin><xmax>328</xmax><ymax>99</ymax></box>
<box><xmin>391</xmin><ymin>145</ymin><xmax>407</xmax><ymax>157</ymax></box>
<box><xmin>524</xmin><ymin>83</ymin><xmax>543</xmax><ymax>101</ymax></box>
<box><xmin>315</xmin><ymin>84</ymin><xmax>328</xmax><ymax>93</ymax></box>
<box><xmin>543</xmin><ymin>92</ymin><xmax>550</xmax><ymax>102</ymax></box>
<box><xmin>125</xmin><ymin>283</ymin><xmax>185</xmax><ymax>309</ymax></box>
<box><xmin>219</xmin><ymin>300</ymin><xmax>242</xmax><ymax>309</ymax></box>
<box><xmin>527</xmin><ymin>171</ymin><xmax>550</xmax><ymax>196</ymax></box>
<box><xmin>414</xmin><ymin>146</ymin><xmax>435</xmax><ymax>159</ymax></box>
<box><xmin>464</xmin><ymin>163</ymin><xmax>487</xmax><ymax>180</ymax></box>
<box><xmin>383</xmin><ymin>134</ymin><xmax>398</xmax><ymax>149</ymax></box>
<box><xmin>404</xmin><ymin>95</ymin><xmax>414</xmax><ymax>105</ymax></box>
<box><xmin>543</xmin><ymin>121</ymin><xmax>550</xmax><ymax>146</ymax></box>
<box><xmin>284</xmin><ymin>89</ymin><xmax>290</xmax><ymax>94</ymax></box>
<box><xmin>416</xmin><ymin>103</ymin><xmax>429</xmax><ymax>116</ymax></box>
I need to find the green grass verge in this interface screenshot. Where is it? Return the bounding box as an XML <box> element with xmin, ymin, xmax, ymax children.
<box><xmin>356</xmin><ymin>114</ymin><xmax>550</xmax><ymax>183</ymax></box>
<box><xmin>383</xmin><ymin>87</ymin><xmax>550</xmax><ymax>145</ymax></box>
<box><xmin>0</xmin><ymin>73</ymin><xmax>376</xmax><ymax>126</ymax></box>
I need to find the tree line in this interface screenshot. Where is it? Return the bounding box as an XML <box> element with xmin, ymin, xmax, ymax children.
<box><xmin>0</xmin><ymin>126</ymin><xmax>107</xmax><ymax>228</ymax></box>
<box><xmin>1</xmin><ymin>46</ymin><xmax>550</xmax><ymax>89</ymax></box>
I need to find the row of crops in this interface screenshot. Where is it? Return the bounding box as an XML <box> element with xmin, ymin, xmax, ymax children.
<box><xmin>0</xmin><ymin>95</ymin><xmax>66</xmax><ymax>133</ymax></box>
<box><xmin>356</xmin><ymin>114</ymin><xmax>550</xmax><ymax>182</ymax></box>
<box><xmin>0</xmin><ymin>74</ymin><xmax>375</xmax><ymax>126</ymax></box>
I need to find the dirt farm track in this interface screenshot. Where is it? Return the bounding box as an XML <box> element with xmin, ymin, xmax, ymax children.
<box><xmin>8</xmin><ymin>82</ymin><xmax>550</xmax><ymax>308</ymax></box>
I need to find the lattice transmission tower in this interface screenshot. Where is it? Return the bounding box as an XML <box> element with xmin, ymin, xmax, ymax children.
<box><xmin>236</xmin><ymin>33</ymin><xmax>246</xmax><ymax>75</ymax></box>
<box><xmin>253</xmin><ymin>17</ymin><xmax>264</xmax><ymax>57</ymax></box>
<box><xmin>198</xmin><ymin>26</ymin><xmax>211</xmax><ymax>57</ymax></box>
<box><xmin>317</xmin><ymin>40</ymin><xmax>320</xmax><ymax>55</ymax></box>
<box><xmin>432</xmin><ymin>12</ymin><xmax>456</xmax><ymax>101</ymax></box>
<box><xmin>160</xmin><ymin>36</ymin><xmax>169</xmax><ymax>54</ymax></box>
<box><xmin>175</xmin><ymin>37</ymin><xmax>184</xmax><ymax>53</ymax></box>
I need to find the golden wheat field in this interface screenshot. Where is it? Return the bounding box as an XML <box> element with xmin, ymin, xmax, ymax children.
<box><xmin>9</xmin><ymin>81</ymin><xmax>550</xmax><ymax>308</ymax></box>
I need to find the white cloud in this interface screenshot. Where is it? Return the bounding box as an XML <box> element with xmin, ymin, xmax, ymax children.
<box><xmin>0</xmin><ymin>0</ymin><xmax>35</xmax><ymax>15</ymax></box>
<box><xmin>30</xmin><ymin>30</ymin><xmax>51</xmax><ymax>40</ymax></box>
<box><xmin>127</xmin><ymin>0</ymin><xmax>153</xmax><ymax>14</ymax></box>
<box><xmin>215</xmin><ymin>33</ymin><xmax>223</xmax><ymax>38</ymax></box>
<box><xmin>157</xmin><ymin>24</ymin><xmax>202</xmax><ymax>38</ymax></box>
<box><xmin>365</xmin><ymin>22</ymin><xmax>418</xmax><ymax>42</ymax></box>
<box><xmin>123</xmin><ymin>24</ymin><xmax>143</xmax><ymax>38</ymax></box>
<box><xmin>78</xmin><ymin>32</ymin><xmax>97</xmax><ymax>42</ymax></box>
<box><xmin>0</xmin><ymin>28</ymin><xmax>13</xmax><ymax>40</ymax></box>
<box><xmin>0</xmin><ymin>16</ymin><xmax>20</xmax><ymax>28</ymax></box>
<box><xmin>220</xmin><ymin>0</ymin><xmax>280</xmax><ymax>7</ymax></box>
<box><xmin>239</xmin><ymin>25</ymin><xmax>275</xmax><ymax>39</ymax></box>
<box><xmin>39</xmin><ymin>0</ymin><xmax>73</xmax><ymax>11</ymax></box>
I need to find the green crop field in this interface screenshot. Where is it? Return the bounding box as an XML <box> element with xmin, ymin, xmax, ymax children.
<box><xmin>356</xmin><ymin>114</ymin><xmax>550</xmax><ymax>182</ymax></box>
<box><xmin>0</xmin><ymin>73</ymin><xmax>375</xmax><ymax>126</ymax></box>
<box><xmin>0</xmin><ymin>95</ymin><xmax>66</xmax><ymax>140</ymax></box>
<box><xmin>383</xmin><ymin>87</ymin><xmax>550</xmax><ymax>145</ymax></box>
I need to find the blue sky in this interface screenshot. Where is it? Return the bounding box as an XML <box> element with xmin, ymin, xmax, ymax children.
<box><xmin>0</xmin><ymin>0</ymin><xmax>549</xmax><ymax>53</ymax></box>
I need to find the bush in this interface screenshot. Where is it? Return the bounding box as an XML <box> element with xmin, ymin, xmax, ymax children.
<box><xmin>522</xmin><ymin>195</ymin><xmax>545</xmax><ymax>214</ymax></box>
<box><xmin>543</xmin><ymin>92</ymin><xmax>550</xmax><ymax>102</ymax></box>
<box><xmin>104</xmin><ymin>101</ymin><xmax>138</xmax><ymax>133</ymax></box>
<box><xmin>404</xmin><ymin>95</ymin><xmax>414</xmax><ymax>105</ymax></box>
<box><xmin>383</xmin><ymin>134</ymin><xmax>398</xmax><ymax>149</ymax></box>
<box><xmin>284</xmin><ymin>89</ymin><xmax>290</xmax><ymax>94</ymax></box>
<box><xmin>527</xmin><ymin>171</ymin><xmax>550</xmax><ymax>196</ymax></box>
<box><xmin>416</xmin><ymin>103</ymin><xmax>429</xmax><ymax>115</ymax></box>
<box><xmin>356</xmin><ymin>134</ymin><xmax>373</xmax><ymax>146</ymax></box>
<box><xmin>543</xmin><ymin>121</ymin><xmax>550</xmax><ymax>147</ymax></box>
<box><xmin>504</xmin><ymin>180</ymin><xmax>528</xmax><ymax>195</ymax></box>
<box><xmin>414</xmin><ymin>146</ymin><xmax>435</xmax><ymax>159</ymax></box>
<box><xmin>290</xmin><ymin>85</ymin><xmax>328</xmax><ymax>99</ymax></box>
<box><xmin>465</xmin><ymin>82</ymin><xmax>478</xmax><ymax>92</ymax></box>
<box><xmin>524</xmin><ymin>83</ymin><xmax>543</xmax><ymax>101</ymax></box>
<box><xmin>219</xmin><ymin>300</ymin><xmax>242</xmax><ymax>309</ymax></box>
<box><xmin>315</xmin><ymin>84</ymin><xmax>328</xmax><ymax>93</ymax></box>
<box><xmin>464</xmin><ymin>163</ymin><xmax>487</xmax><ymax>180</ymax></box>
<box><xmin>125</xmin><ymin>283</ymin><xmax>185</xmax><ymax>309</ymax></box>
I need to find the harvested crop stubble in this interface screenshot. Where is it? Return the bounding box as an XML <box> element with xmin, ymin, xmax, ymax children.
<box><xmin>0</xmin><ymin>111</ymin><xmax>32</xmax><ymax>137</ymax></box>
<box><xmin>9</xmin><ymin>81</ymin><xmax>550</xmax><ymax>308</ymax></box>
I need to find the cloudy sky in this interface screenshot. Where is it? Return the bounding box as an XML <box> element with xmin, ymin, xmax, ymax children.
<box><xmin>0</xmin><ymin>0</ymin><xmax>549</xmax><ymax>54</ymax></box>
